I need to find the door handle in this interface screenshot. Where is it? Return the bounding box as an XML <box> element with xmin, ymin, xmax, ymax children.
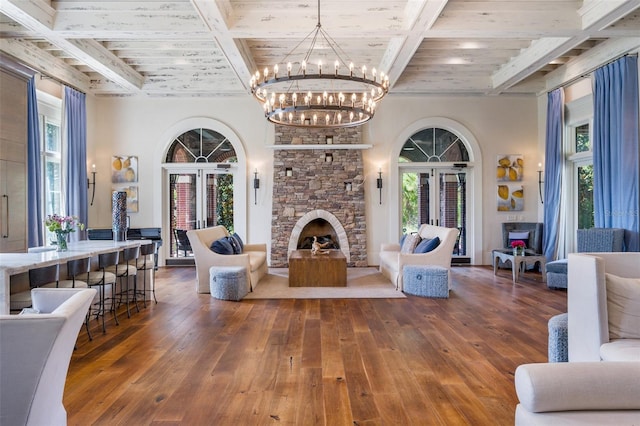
<box><xmin>2</xmin><ymin>194</ymin><xmax>8</xmax><ymax>238</ymax></box>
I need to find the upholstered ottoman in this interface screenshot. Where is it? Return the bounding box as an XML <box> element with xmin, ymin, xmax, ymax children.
<box><xmin>209</xmin><ymin>266</ymin><xmax>248</xmax><ymax>301</ymax></box>
<box><xmin>403</xmin><ymin>265</ymin><xmax>449</xmax><ymax>298</ymax></box>
<box><xmin>546</xmin><ymin>259</ymin><xmax>567</xmax><ymax>289</ymax></box>
<box><xmin>548</xmin><ymin>313</ymin><xmax>568</xmax><ymax>362</ymax></box>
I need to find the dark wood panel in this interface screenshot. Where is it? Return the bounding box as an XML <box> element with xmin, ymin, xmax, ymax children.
<box><xmin>65</xmin><ymin>265</ymin><xmax>566</xmax><ymax>425</ymax></box>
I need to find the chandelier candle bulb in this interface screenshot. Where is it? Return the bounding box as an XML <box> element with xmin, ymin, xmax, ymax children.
<box><xmin>318</xmin><ymin>60</ymin><xmax>322</xmax><ymax>75</ymax></box>
<box><xmin>335</xmin><ymin>60</ymin><xmax>339</xmax><ymax>75</ymax></box>
<box><xmin>287</xmin><ymin>62</ymin><xmax>292</xmax><ymax>77</ymax></box>
<box><xmin>274</xmin><ymin>64</ymin><xmax>278</xmax><ymax>78</ymax></box>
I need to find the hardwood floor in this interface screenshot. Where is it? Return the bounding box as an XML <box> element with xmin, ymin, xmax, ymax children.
<box><xmin>65</xmin><ymin>265</ymin><xmax>566</xmax><ymax>425</ymax></box>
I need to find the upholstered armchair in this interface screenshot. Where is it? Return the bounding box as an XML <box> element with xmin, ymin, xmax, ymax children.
<box><xmin>501</xmin><ymin>222</ymin><xmax>543</xmax><ymax>254</ymax></box>
<box><xmin>567</xmin><ymin>252</ymin><xmax>640</xmax><ymax>362</ymax></box>
<box><xmin>547</xmin><ymin>228</ymin><xmax>625</xmax><ymax>289</ymax></box>
<box><xmin>186</xmin><ymin>226</ymin><xmax>268</xmax><ymax>294</ymax></box>
<box><xmin>0</xmin><ymin>287</ymin><xmax>96</xmax><ymax>426</ymax></box>
<box><xmin>514</xmin><ymin>361</ymin><xmax>640</xmax><ymax>424</ymax></box>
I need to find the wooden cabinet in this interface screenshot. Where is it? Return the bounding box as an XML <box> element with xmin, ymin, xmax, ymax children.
<box><xmin>0</xmin><ymin>64</ymin><xmax>29</xmax><ymax>253</ymax></box>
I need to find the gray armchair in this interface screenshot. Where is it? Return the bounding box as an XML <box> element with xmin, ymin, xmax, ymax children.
<box><xmin>502</xmin><ymin>222</ymin><xmax>543</xmax><ymax>254</ymax></box>
<box><xmin>547</xmin><ymin>228</ymin><xmax>625</xmax><ymax>289</ymax></box>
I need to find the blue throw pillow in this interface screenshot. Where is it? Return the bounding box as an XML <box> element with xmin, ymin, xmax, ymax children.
<box><xmin>414</xmin><ymin>237</ymin><xmax>440</xmax><ymax>254</ymax></box>
<box><xmin>400</xmin><ymin>234</ymin><xmax>407</xmax><ymax>246</ymax></box>
<box><xmin>231</xmin><ymin>232</ymin><xmax>244</xmax><ymax>253</ymax></box>
<box><xmin>210</xmin><ymin>237</ymin><xmax>234</xmax><ymax>255</ymax></box>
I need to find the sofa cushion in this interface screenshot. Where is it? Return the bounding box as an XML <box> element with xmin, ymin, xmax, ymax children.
<box><xmin>210</xmin><ymin>237</ymin><xmax>234</xmax><ymax>255</ymax></box>
<box><xmin>400</xmin><ymin>233</ymin><xmax>421</xmax><ymax>253</ymax></box>
<box><xmin>414</xmin><ymin>237</ymin><xmax>440</xmax><ymax>254</ymax></box>
<box><xmin>606</xmin><ymin>273</ymin><xmax>640</xmax><ymax>339</ymax></box>
<box><xmin>600</xmin><ymin>340</ymin><xmax>640</xmax><ymax>361</ymax></box>
<box><xmin>546</xmin><ymin>259</ymin><xmax>568</xmax><ymax>274</ymax></box>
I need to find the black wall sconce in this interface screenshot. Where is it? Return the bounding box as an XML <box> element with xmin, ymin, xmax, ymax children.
<box><xmin>538</xmin><ymin>163</ymin><xmax>544</xmax><ymax>204</ymax></box>
<box><xmin>87</xmin><ymin>164</ymin><xmax>96</xmax><ymax>206</ymax></box>
<box><xmin>377</xmin><ymin>169</ymin><xmax>383</xmax><ymax>205</ymax></box>
<box><xmin>253</xmin><ymin>169</ymin><xmax>260</xmax><ymax>205</ymax></box>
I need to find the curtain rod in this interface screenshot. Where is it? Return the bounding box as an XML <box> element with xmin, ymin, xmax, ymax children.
<box><xmin>547</xmin><ymin>52</ymin><xmax>638</xmax><ymax>94</ymax></box>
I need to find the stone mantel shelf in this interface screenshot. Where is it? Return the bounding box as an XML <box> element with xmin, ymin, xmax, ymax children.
<box><xmin>267</xmin><ymin>144</ymin><xmax>372</xmax><ymax>150</ymax></box>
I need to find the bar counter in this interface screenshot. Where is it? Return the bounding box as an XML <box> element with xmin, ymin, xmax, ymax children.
<box><xmin>0</xmin><ymin>240</ymin><xmax>149</xmax><ymax>314</ymax></box>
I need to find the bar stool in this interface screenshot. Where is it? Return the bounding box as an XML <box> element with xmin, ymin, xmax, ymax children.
<box><xmin>46</xmin><ymin>258</ymin><xmax>90</xmax><ymax>289</ymax></box>
<box><xmin>136</xmin><ymin>242</ymin><xmax>158</xmax><ymax>307</ymax></box>
<box><xmin>86</xmin><ymin>251</ymin><xmax>119</xmax><ymax>333</ymax></box>
<box><xmin>106</xmin><ymin>246</ymin><xmax>140</xmax><ymax>318</ymax></box>
<box><xmin>10</xmin><ymin>264</ymin><xmax>60</xmax><ymax>312</ymax></box>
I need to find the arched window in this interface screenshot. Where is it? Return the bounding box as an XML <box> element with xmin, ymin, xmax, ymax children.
<box><xmin>165</xmin><ymin>128</ymin><xmax>237</xmax><ymax>261</ymax></box>
<box><xmin>399</xmin><ymin>127</ymin><xmax>471</xmax><ymax>262</ymax></box>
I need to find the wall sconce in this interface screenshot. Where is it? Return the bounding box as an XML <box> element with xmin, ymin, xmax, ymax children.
<box><xmin>538</xmin><ymin>163</ymin><xmax>544</xmax><ymax>204</ymax></box>
<box><xmin>377</xmin><ymin>169</ymin><xmax>383</xmax><ymax>205</ymax></box>
<box><xmin>325</xmin><ymin>153</ymin><xmax>333</xmax><ymax>163</ymax></box>
<box><xmin>87</xmin><ymin>164</ymin><xmax>96</xmax><ymax>206</ymax></box>
<box><xmin>253</xmin><ymin>169</ymin><xmax>260</xmax><ymax>205</ymax></box>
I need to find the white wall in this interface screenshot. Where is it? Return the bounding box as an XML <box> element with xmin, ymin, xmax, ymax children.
<box><xmin>86</xmin><ymin>93</ymin><xmax>539</xmax><ymax>266</ymax></box>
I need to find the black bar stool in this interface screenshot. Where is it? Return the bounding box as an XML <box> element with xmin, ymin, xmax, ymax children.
<box><xmin>136</xmin><ymin>242</ymin><xmax>158</xmax><ymax>307</ymax></box>
<box><xmin>86</xmin><ymin>251</ymin><xmax>119</xmax><ymax>333</ymax></box>
<box><xmin>106</xmin><ymin>246</ymin><xmax>140</xmax><ymax>318</ymax></box>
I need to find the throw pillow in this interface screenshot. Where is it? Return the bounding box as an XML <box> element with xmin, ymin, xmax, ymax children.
<box><xmin>400</xmin><ymin>234</ymin><xmax>407</xmax><ymax>247</ymax></box>
<box><xmin>231</xmin><ymin>232</ymin><xmax>244</xmax><ymax>252</ymax></box>
<box><xmin>606</xmin><ymin>273</ymin><xmax>640</xmax><ymax>339</ymax></box>
<box><xmin>509</xmin><ymin>231</ymin><xmax>530</xmax><ymax>248</ymax></box>
<box><xmin>210</xmin><ymin>237</ymin><xmax>234</xmax><ymax>255</ymax></box>
<box><xmin>414</xmin><ymin>237</ymin><xmax>440</xmax><ymax>254</ymax></box>
<box><xmin>400</xmin><ymin>233</ymin><xmax>421</xmax><ymax>253</ymax></box>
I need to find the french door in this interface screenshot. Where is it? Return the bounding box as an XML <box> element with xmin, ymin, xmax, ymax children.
<box><xmin>401</xmin><ymin>167</ymin><xmax>468</xmax><ymax>262</ymax></box>
<box><xmin>166</xmin><ymin>167</ymin><xmax>233</xmax><ymax>262</ymax></box>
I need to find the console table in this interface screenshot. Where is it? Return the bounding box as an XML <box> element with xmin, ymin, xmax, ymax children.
<box><xmin>289</xmin><ymin>249</ymin><xmax>347</xmax><ymax>287</ymax></box>
<box><xmin>0</xmin><ymin>240</ymin><xmax>150</xmax><ymax>314</ymax></box>
<box><xmin>492</xmin><ymin>248</ymin><xmax>547</xmax><ymax>284</ymax></box>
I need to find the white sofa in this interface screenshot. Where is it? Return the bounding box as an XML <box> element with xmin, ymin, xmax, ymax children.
<box><xmin>514</xmin><ymin>361</ymin><xmax>640</xmax><ymax>425</ymax></box>
<box><xmin>568</xmin><ymin>252</ymin><xmax>640</xmax><ymax>362</ymax></box>
<box><xmin>379</xmin><ymin>224</ymin><xmax>459</xmax><ymax>291</ymax></box>
<box><xmin>187</xmin><ymin>226</ymin><xmax>268</xmax><ymax>294</ymax></box>
<box><xmin>0</xmin><ymin>287</ymin><xmax>96</xmax><ymax>426</ymax></box>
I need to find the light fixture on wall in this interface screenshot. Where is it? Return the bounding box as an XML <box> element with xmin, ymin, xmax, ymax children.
<box><xmin>377</xmin><ymin>169</ymin><xmax>383</xmax><ymax>205</ymax></box>
<box><xmin>538</xmin><ymin>163</ymin><xmax>544</xmax><ymax>204</ymax></box>
<box><xmin>253</xmin><ymin>169</ymin><xmax>260</xmax><ymax>205</ymax></box>
<box><xmin>249</xmin><ymin>0</ymin><xmax>389</xmax><ymax>128</ymax></box>
<box><xmin>87</xmin><ymin>164</ymin><xmax>96</xmax><ymax>206</ymax></box>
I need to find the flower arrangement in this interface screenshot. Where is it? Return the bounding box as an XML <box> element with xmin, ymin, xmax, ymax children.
<box><xmin>45</xmin><ymin>214</ymin><xmax>84</xmax><ymax>251</ymax></box>
<box><xmin>510</xmin><ymin>240</ymin><xmax>526</xmax><ymax>249</ymax></box>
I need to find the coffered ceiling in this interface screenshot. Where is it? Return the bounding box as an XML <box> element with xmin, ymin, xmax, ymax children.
<box><xmin>1</xmin><ymin>0</ymin><xmax>639</xmax><ymax>97</ymax></box>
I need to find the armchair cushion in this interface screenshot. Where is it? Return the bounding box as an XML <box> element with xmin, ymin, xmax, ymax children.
<box><xmin>414</xmin><ymin>237</ymin><xmax>440</xmax><ymax>253</ymax></box>
<box><xmin>400</xmin><ymin>233</ymin><xmax>421</xmax><ymax>253</ymax></box>
<box><xmin>508</xmin><ymin>231</ymin><xmax>530</xmax><ymax>248</ymax></box>
<box><xmin>606</xmin><ymin>273</ymin><xmax>640</xmax><ymax>339</ymax></box>
<box><xmin>210</xmin><ymin>237</ymin><xmax>234</xmax><ymax>255</ymax></box>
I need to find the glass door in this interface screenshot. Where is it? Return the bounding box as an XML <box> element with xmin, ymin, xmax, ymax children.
<box><xmin>167</xmin><ymin>168</ymin><xmax>233</xmax><ymax>263</ymax></box>
<box><xmin>401</xmin><ymin>167</ymin><xmax>468</xmax><ymax>261</ymax></box>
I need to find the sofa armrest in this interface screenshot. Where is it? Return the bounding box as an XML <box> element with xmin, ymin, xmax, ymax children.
<box><xmin>381</xmin><ymin>243</ymin><xmax>400</xmax><ymax>252</ymax></box>
<box><xmin>243</xmin><ymin>243</ymin><xmax>267</xmax><ymax>252</ymax></box>
<box><xmin>515</xmin><ymin>362</ymin><xmax>640</xmax><ymax>413</ymax></box>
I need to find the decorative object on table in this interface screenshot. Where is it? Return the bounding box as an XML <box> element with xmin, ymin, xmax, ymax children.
<box><xmin>112</xmin><ymin>191</ymin><xmax>127</xmax><ymax>242</ymax></box>
<box><xmin>497</xmin><ymin>154</ymin><xmax>523</xmax><ymax>182</ymax></box>
<box><xmin>45</xmin><ymin>214</ymin><xmax>84</xmax><ymax>252</ymax></box>
<box><xmin>111</xmin><ymin>155</ymin><xmax>138</xmax><ymax>183</ymax></box>
<box><xmin>113</xmin><ymin>186</ymin><xmax>138</xmax><ymax>213</ymax></box>
<box><xmin>311</xmin><ymin>236</ymin><xmax>330</xmax><ymax>255</ymax></box>
<box><xmin>511</xmin><ymin>239</ymin><xmax>526</xmax><ymax>255</ymax></box>
<box><xmin>497</xmin><ymin>183</ymin><xmax>524</xmax><ymax>211</ymax></box>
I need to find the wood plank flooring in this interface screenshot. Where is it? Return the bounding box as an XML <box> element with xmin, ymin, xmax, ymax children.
<box><xmin>65</xmin><ymin>265</ymin><xmax>566</xmax><ymax>425</ymax></box>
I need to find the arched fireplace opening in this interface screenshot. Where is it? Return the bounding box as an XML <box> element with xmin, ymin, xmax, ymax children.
<box><xmin>287</xmin><ymin>209</ymin><xmax>351</xmax><ymax>263</ymax></box>
<box><xmin>297</xmin><ymin>219</ymin><xmax>339</xmax><ymax>250</ymax></box>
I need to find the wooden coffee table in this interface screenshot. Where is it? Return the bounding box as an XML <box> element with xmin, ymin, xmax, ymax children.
<box><xmin>288</xmin><ymin>249</ymin><xmax>347</xmax><ymax>287</ymax></box>
<box><xmin>492</xmin><ymin>248</ymin><xmax>546</xmax><ymax>284</ymax></box>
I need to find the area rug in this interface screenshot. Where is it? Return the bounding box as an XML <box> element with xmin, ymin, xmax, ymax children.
<box><xmin>243</xmin><ymin>267</ymin><xmax>405</xmax><ymax>299</ymax></box>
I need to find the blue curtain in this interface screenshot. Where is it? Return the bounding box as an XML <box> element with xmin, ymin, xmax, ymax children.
<box><xmin>27</xmin><ymin>77</ymin><xmax>43</xmax><ymax>248</ymax></box>
<box><xmin>64</xmin><ymin>86</ymin><xmax>88</xmax><ymax>241</ymax></box>
<box><xmin>593</xmin><ymin>55</ymin><xmax>639</xmax><ymax>251</ymax></box>
<box><xmin>543</xmin><ymin>88</ymin><xmax>564</xmax><ymax>261</ymax></box>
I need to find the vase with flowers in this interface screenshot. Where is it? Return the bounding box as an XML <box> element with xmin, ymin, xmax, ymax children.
<box><xmin>45</xmin><ymin>214</ymin><xmax>85</xmax><ymax>251</ymax></box>
<box><xmin>511</xmin><ymin>239</ymin><xmax>526</xmax><ymax>256</ymax></box>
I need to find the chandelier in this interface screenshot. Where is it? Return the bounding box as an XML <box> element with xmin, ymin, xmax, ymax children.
<box><xmin>249</xmin><ymin>0</ymin><xmax>389</xmax><ymax>128</ymax></box>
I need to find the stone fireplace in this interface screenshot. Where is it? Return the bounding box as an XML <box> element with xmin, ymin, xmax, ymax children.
<box><xmin>270</xmin><ymin>125</ymin><xmax>367</xmax><ymax>267</ymax></box>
